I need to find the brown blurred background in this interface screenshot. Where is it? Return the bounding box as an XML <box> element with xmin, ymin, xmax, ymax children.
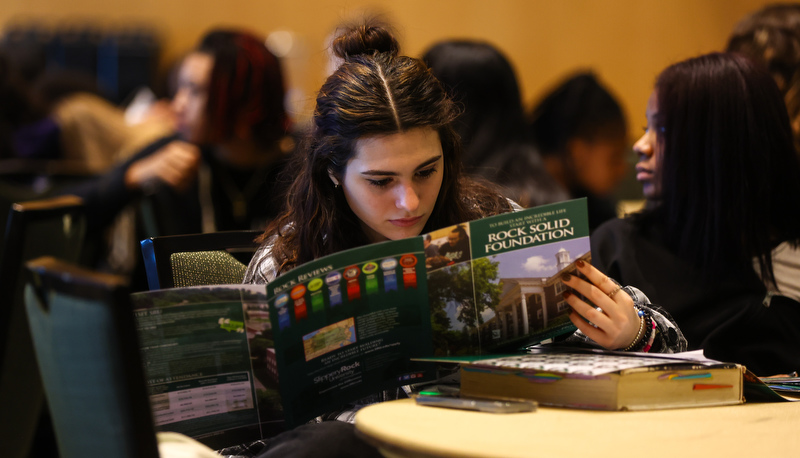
<box><xmin>0</xmin><ymin>0</ymin><xmax>776</xmax><ymax>139</ymax></box>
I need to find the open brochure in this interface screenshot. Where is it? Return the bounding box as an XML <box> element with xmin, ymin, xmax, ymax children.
<box><xmin>130</xmin><ymin>198</ymin><xmax>590</xmax><ymax>446</ymax></box>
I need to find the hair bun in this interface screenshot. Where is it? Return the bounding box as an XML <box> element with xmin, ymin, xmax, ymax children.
<box><xmin>332</xmin><ymin>23</ymin><xmax>400</xmax><ymax>60</ymax></box>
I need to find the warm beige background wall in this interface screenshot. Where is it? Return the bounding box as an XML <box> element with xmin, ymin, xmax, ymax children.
<box><xmin>0</xmin><ymin>0</ymin><xmax>778</xmax><ymax>138</ymax></box>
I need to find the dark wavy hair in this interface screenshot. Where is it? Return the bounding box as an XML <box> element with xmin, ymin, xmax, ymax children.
<box><xmin>726</xmin><ymin>3</ymin><xmax>800</xmax><ymax>152</ymax></box>
<box><xmin>645</xmin><ymin>52</ymin><xmax>800</xmax><ymax>284</ymax></box>
<box><xmin>262</xmin><ymin>22</ymin><xmax>511</xmax><ymax>272</ymax></box>
<box><xmin>196</xmin><ymin>29</ymin><xmax>289</xmax><ymax>149</ymax></box>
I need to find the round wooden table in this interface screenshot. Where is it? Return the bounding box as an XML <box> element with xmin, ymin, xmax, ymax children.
<box><xmin>355</xmin><ymin>398</ymin><xmax>800</xmax><ymax>458</ymax></box>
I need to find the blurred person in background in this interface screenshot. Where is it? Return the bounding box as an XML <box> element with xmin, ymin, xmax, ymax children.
<box><xmin>726</xmin><ymin>2</ymin><xmax>800</xmax><ymax>153</ymax></box>
<box><xmin>0</xmin><ymin>48</ymin><xmax>167</xmax><ymax>171</ymax></box>
<box><xmin>528</xmin><ymin>72</ymin><xmax>629</xmax><ymax>230</ymax></box>
<box><xmin>422</xmin><ymin>39</ymin><xmax>567</xmax><ymax>208</ymax></box>
<box><xmin>67</xmin><ymin>28</ymin><xmax>293</xmax><ymax>288</ymax></box>
<box><xmin>0</xmin><ymin>49</ymin><xmax>172</xmax><ymax>267</ymax></box>
<box><xmin>0</xmin><ymin>51</ymin><xmax>45</xmax><ymax>161</ymax></box>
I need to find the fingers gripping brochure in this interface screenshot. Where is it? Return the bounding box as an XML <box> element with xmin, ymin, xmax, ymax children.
<box><xmin>130</xmin><ymin>198</ymin><xmax>590</xmax><ymax>446</ymax></box>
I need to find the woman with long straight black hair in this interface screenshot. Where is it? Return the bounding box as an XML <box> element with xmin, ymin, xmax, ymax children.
<box><xmin>592</xmin><ymin>52</ymin><xmax>800</xmax><ymax>375</ymax></box>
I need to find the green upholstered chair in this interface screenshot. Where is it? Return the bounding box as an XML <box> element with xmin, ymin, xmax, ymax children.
<box><xmin>23</xmin><ymin>256</ymin><xmax>160</xmax><ymax>458</ymax></box>
<box><xmin>140</xmin><ymin>230</ymin><xmax>262</xmax><ymax>290</ymax></box>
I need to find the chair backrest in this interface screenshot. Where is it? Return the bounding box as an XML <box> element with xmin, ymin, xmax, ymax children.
<box><xmin>23</xmin><ymin>256</ymin><xmax>159</xmax><ymax>458</ymax></box>
<box><xmin>0</xmin><ymin>159</ymin><xmax>96</xmax><ymax>248</ymax></box>
<box><xmin>140</xmin><ymin>230</ymin><xmax>262</xmax><ymax>290</ymax></box>
<box><xmin>0</xmin><ymin>195</ymin><xmax>86</xmax><ymax>458</ymax></box>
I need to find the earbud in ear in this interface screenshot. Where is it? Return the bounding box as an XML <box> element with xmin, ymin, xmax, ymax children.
<box><xmin>328</xmin><ymin>169</ymin><xmax>340</xmax><ymax>188</ymax></box>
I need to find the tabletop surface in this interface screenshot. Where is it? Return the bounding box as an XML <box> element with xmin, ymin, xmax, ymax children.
<box><xmin>355</xmin><ymin>398</ymin><xmax>800</xmax><ymax>458</ymax></box>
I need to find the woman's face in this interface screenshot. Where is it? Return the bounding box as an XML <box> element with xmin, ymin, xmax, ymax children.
<box><xmin>568</xmin><ymin>135</ymin><xmax>629</xmax><ymax>196</ymax></box>
<box><xmin>633</xmin><ymin>91</ymin><xmax>662</xmax><ymax>200</ymax></box>
<box><xmin>171</xmin><ymin>52</ymin><xmax>214</xmax><ymax>144</ymax></box>
<box><xmin>340</xmin><ymin>127</ymin><xmax>445</xmax><ymax>243</ymax></box>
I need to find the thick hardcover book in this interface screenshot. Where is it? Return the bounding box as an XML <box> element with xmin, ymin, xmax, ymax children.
<box><xmin>130</xmin><ymin>198</ymin><xmax>591</xmax><ymax>446</ymax></box>
<box><xmin>457</xmin><ymin>349</ymin><xmax>745</xmax><ymax>411</ymax></box>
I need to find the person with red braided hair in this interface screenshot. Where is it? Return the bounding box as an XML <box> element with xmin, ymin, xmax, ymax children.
<box><xmin>65</xmin><ymin>28</ymin><xmax>293</xmax><ymax>288</ymax></box>
<box><xmin>157</xmin><ymin>29</ymin><xmax>292</xmax><ymax>233</ymax></box>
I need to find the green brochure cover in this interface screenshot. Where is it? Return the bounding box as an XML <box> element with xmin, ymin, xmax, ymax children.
<box><xmin>265</xmin><ymin>236</ymin><xmax>436</xmax><ymax>427</ymax></box>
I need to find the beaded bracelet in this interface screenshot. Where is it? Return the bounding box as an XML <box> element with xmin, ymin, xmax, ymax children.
<box><xmin>621</xmin><ymin>309</ymin><xmax>646</xmax><ymax>352</ymax></box>
<box><xmin>627</xmin><ymin>311</ymin><xmax>655</xmax><ymax>352</ymax></box>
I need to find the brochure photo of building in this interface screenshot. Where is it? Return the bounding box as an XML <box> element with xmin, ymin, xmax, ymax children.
<box><xmin>426</xmin><ymin>199</ymin><xmax>590</xmax><ymax>356</ymax></box>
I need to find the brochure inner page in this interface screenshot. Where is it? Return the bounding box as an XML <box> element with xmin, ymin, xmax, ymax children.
<box><xmin>132</xmin><ymin>285</ymin><xmax>282</xmax><ymax>449</ymax></box>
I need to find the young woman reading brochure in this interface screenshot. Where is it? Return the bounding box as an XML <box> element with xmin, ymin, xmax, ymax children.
<box><xmin>237</xmin><ymin>21</ymin><xmax>686</xmax><ymax>458</ymax></box>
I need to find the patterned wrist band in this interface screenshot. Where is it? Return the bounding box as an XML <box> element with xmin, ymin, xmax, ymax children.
<box><xmin>641</xmin><ymin>318</ymin><xmax>657</xmax><ymax>353</ymax></box>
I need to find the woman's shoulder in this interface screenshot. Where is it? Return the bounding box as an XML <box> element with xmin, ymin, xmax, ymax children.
<box><xmin>593</xmin><ymin>214</ymin><xmax>644</xmax><ymax>242</ymax></box>
<box><xmin>590</xmin><ymin>216</ymin><xmax>645</xmax><ymax>273</ymax></box>
<box><xmin>243</xmin><ymin>233</ymin><xmax>283</xmax><ymax>285</ymax></box>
